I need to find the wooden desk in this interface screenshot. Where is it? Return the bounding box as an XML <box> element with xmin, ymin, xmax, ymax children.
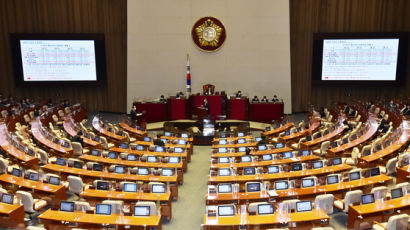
<box><xmin>80</xmin><ymin>188</ymin><xmax>172</xmax><ymax>220</ymax></box>
<box><xmin>79</xmin><ymin>154</ymin><xmax>184</xmax><ymax>183</ymax></box>
<box><xmin>0</xmin><ymin>174</ymin><xmax>66</xmax><ymax>200</ymax></box>
<box><xmin>39</xmin><ymin>209</ymin><xmax>162</xmax><ymax>229</ymax></box>
<box><xmin>396</xmin><ymin>165</ymin><xmax>410</xmax><ymax>183</ymax></box>
<box><xmin>119</xmin><ymin>122</ymin><xmax>147</xmax><ymax>137</ymax></box>
<box><xmin>208</xmin><ymin>164</ymin><xmax>352</xmax><ymax>184</ymax></box>
<box><xmin>134</xmin><ymin>140</ymin><xmax>191</xmax><ymax>149</ymax></box>
<box><xmin>347</xmin><ymin>194</ymin><xmax>410</xmax><ymax>229</ymax></box>
<box><xmin>92</xmin><ymin>116</ymin><xmax>127</xmax><ymax>142</ymax></box>
<box><xmin>203</xmin><ymin>209</ymin><xmax>329</xmax><ymax>229</ymax></box>
<box><xmin>210</xmin><ymin>155</ymin><xmax>320</xmax><ymax>169</ymax></box>
<box><xmin>275</xmin><ymin>174</ymin><xmax>392</xmax><ymax>199</ymax></box>
<box><xmin>213</xmin><ymin>136</ymin><xmax>253</xmax><ymax>142</ymax></box>
<box><xmin>0</xmin><ymin>202</ymin><xmax>24</xmax><ymax>220</ymax></box>
<box><xmin>250</xmin><ymin>147</ymin><xmax>294</xmax><ymax>156</ymax></box>
<box><xmin>327</xmin><ymin>114</ymin><xmax>378</xmax><ymax>157</ymax></box>
<box><xmin>42</xmin><ymin>164</ymin><xmax>178</xmax><ymax>200</ymax></box>
<box><xmin>261</xmin><ymin>123</ymin><xmax>294</xmax><ymax>137</ymax></box>
<box><xmin>109</xmin><ymin>147</ymin><xmax>190</xmax><ymax>162</ymax></box>
<box><xmin>211</xmin><ymin>142</ymin><xmax>258</xmax><ymax>149</ymax></box>
<box><xmin>206</xmin><ymin>191</ymin><xmax>269</xmax><ymax>205</ymax></box>
<box><xmin>0</xmin><ymin>125</ymin><xmax>38</xmax><ymax>167</ymax></box>
<box><xmin>358</xmin><ymin>121</ymin><xmax>409</xmax><ymax>168</ymax></box>
<box><xmin>248</xmin><ymin>103</ymin><xmax>284</xmax><ymax>122</ymax></box>
<box><xmin>31</xmin><ymin>119</ymin><xmax>73</xmax><ymax>156</ymax></box>
<box><xmin>301</xmin><ymin>123</ymin><xmax>345</xmax><ymax>148</ymax></box>
<box><xmin>63</xmin><ymin>117</ymin><xmax>101</xmax><ymax>148</ymax></box>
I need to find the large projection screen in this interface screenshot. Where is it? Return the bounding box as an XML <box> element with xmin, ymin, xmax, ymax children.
<box><xmin>312</xmin><ymin>33</ymin><xmax>408</xmax><ymax>86</ymax></box>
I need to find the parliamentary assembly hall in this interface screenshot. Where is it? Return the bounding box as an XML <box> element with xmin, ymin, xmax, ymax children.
<box><xmin>0</xmin><ymin>0</ymin><xmax>409</xmax><ymax>229</ymax></box>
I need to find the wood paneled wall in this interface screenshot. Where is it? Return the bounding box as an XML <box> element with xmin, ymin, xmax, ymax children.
<box><xmin>290</xmin><ymin>0</ymin><xmax>410</xmax><ymax>112</ymax></box>
<box><xmin>0</xmin><ymin>0</ymin><xmax>127</xmax><ymax>112</ymax></box>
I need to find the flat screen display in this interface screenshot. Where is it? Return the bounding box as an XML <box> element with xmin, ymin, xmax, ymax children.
<box><xmin>361</xmin><ymin>194</ymin><xmax>375</xmax><ymax>204</ymax></box>
<box><xmin>241</xmin><ymin>155</ymin><xmax>251</xmax><ymax>163</ymax></box>
<box><xmin>237</xmin><ymin>138</ymin><xmax>245</xmax><ymax>144</ymax></box>
<box><xmin>275</xmin><ymin>181</ymin><xmax>288</xmax><ymax>190</ymax></box>
<box><xmin>134</xmin><ymin>206</ymin><xmax>150</xmax><ymax>216</ymax></box>
<box><xmin>1</xmin><ymin>194</ymin><xmax>13</xmax><ymax>204</ymax></box>
<box><xmin>161</xmin><ymin>168</ymin><xmax>173</xmax><ymax>176</ymax></box>
<box><xmin>124</xmin><ymin>183</ymin><xmax>137</xmax><ymax>192</ymax></box>
<box><xmin>152</xmin><ymin>184</ymin><xmax>166</xmax><ymax>193</ymax></box>
<box><xmin>29</xmin><ymin>172</ymin><xmax>39</xmax><ymax>181</ymax></box>
<box><xmin>181</xmin><ymin>133</ymin><xmax>188</xmax><ymax>138</ymax></box>
<box><xmin>49</xmin><ymin>176</ymin><xmax>60</xmax><ymax>185</ymax></box>
<box><xmin>11</xmin><ymin>168</ymin><xmax>21</xmax><ymax>177</ymax></box>
<box><xmin>60</xmin><ymin>201</ymin><xmax>75</xmax><ymax>212</ymax></box>
<box><xmin>137</xmin><ymin>145</ymin><xmax>144</xmax><ymax>151</ymax></box>
<box><xmin>349</xmin><ymin>172</ymin><xmax>361</xmax><ymax>181</ymax></box>
<box><xmin>218</xmin><ymin>168</ymin><xmax>231</xmax><ymax>176</ymax></box>
<box><xmin>219</xmin><ymin>139</ymin><xmax>227</xmax><ymax>145</ymax></box>
<box><xmin>138</xmin><ymin>168</ymin><xmax>149</xmax><ymax>175</ymax></box>
<box><xmin>218</xmin><ymin>205</ymin><xmax>234</xmax><ymax>216</ymax></box>
<box><xmin>268</xmin><ymin>166</ymin><xmax>279</xmax><ymax>174</ymax></box>
<box><xmin>238</xmin><ymin>147</ymin><xmax>246</xmax><ymax>152</ymax></box>
<box><xmin>127</xmin><ymin>154</ymin><xmax>137</xmax><ymax>161</ymax></box>
<box><xmin>217</xmin><ymin>184</ymin><xmax>232</xmax><ymax>193</ymax></box>
<box><xmin>168</xmin><ymin>157</ymin><xmax>179</xmax><ymax>163</ymax></box>
<box><xmin>96</xmin><ymin>204</ymin><xmax>111</xmax><ymax>215</ymax></box>
<box><xmin>243</xmin><ymin>167</ymin><xmax>256</xmax><ymax>175</ymax></box>
<box><xmin>258</xmin><ymin>204</ymin><xmax>274</xmax><ymax>215</ymax></box>
<box><xmin>296</xmin><ymin>201</ymin><xmax>312</xmax><ymax>212</ymax></box>
<box><xmin>218</xmin><ymin>157</ymin><xmax>229</xmax><ymax>163</ymax></box>
<box><xmin>258</xmin><ymin>145</ymin><xmax>267</xmax><ymax>151</ymax></box>
<box><xmin>218</xmin><ymin>147</ymin><xmax>228</xmax><ymax>153</ymax></box>
<box><xmin>262</xmin><ymin>154</ymin><xmax>272</xmax><ymax>161</ymax></box>
<box><xmin>56</xmin><ymin>158</ymin><xmax>66</xmax><ymax>166</ymax></box>
<box><xmin>97</xmin><ymin>181</ymin><xmax>109</xmax><ymax>190</ymax></box>
<box><xmin>93</xmin><ymin>163</ymin><xmax>103</xmax><ymax>172</ymax></box>
<box><xmin>327</xmin><ymin>175</ymin><xmax>339</xmax><ymax>184</ymax></box>
<box><xmin>301</xmin><ymin>178</ymin><xmax>315</xmax><ymax>188</ymax></box>
<box><xmin>313</xmin><ymin>161</ymin><xmax>323</xmax><ymax>169</ymax></box>
<box><xmin>246</xmin><ymin>183</ymin><xmax>260</xmax><ymax>192</ymax></box>
<box><xmin>114</xmin><ymin>166</ymin><xmax>125</xmax><ymax>174</ymax></box>
<box><xmin>10</xmin><ymin>34</ymin><xmax>107</xmax><ymax>86</ymax></box>
<box><xmin>283</xmin><ymin>152</ymin><xmax>292</xmax><ymax>159</ymax></box>
<box><xmin>312</xmin><ymin>33</ymin><xmax>408</xmax><ymax>85</ymax></box>
<box><xmin>147</xmin><ymin>156</ymin><xmax>157</xmax><ymax>162</ymax></box>
<box><xmin>155</xmin><ymin>146</ymin><xmax>164</xmax><ymax>152</ymax></box>
<box><xmin>391</xmin><ymin>188</ymin><xmax>403</xmax><ymax>199</ymax></box>
<box><xmin>174</xmin><ymin>147</ymin><xmax>183</xmax><ymax>153</ymax></box>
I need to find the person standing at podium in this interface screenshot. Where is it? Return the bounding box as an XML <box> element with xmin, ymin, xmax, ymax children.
<box><xmin>203</xmin><ymin>98</ymin><xmax>210</xmax><ymax>116</ymax></box>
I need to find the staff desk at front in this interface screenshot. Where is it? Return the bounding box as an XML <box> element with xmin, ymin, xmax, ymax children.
<box><xmin>79</xmin><ymin>154</ymin><xmax>184</xmax><ymax>183</ymax></box>
<box><xmin>274</xmin><ymin>174</ymin><xmax>392</xmax><ymax>200</ymax></box>
<box><xmin>41</xmin><ymin>164</ymin><xmax>179</xmax><ymax>200</ymax></box>
<box><xmin>261</xmin><ymin>123</ymin><xmax>294</xmax><ymax>137</ymax></box>
<box><xmin>31</xmin><ymin>119</ymin><xmax>73</xmax><ymax>156</ymax></box>
<box><xmin>39</xmin><ymin>209</ymin><xmax>162</xmax><ymax>230</ymax></box>
<box><xmin>208</xmin><ymin>164</ymin><xmax>352</xmax><ymax>184</ymax></box>
<box><xmin>210</xmin><ymin>155</ymin><xmax>320</xmax><ymax>169</ymax></box>
<box><xmin>0</xmin><ymin>174</ymin><xmax>66</xmax><ymax>200</ymax></box>
<box><xmin>92</xmin><ymin>117</ymin><xmax>127</xmax><ymax>142</ymax></box>
<box><xmin>80</xmin><ymin>188</ymin><xmax>172</xmax><ymax>221</ymax></box>
<box><xmin>63</xmin><ymin>118</ymin><xmax>101</xmax><ymax>148</ymax></box>
<box><xmin>347</xmin><ymin>194</ymin><xmax>410</xmax><ymax>229</ymax></box>
<box><xmin>203</xmin><ymin>209</ymin><xmax>329</xmax><ymax>229</ymax></box>
<box><xmin>327</xmin><ymin>115</ymin><xmax>378</xmax><ymax>157</ymax></box>
<box><xmin>0</xmin><ymin>128</ymin><xmax>38</xmax><ymax>167</ymax></box>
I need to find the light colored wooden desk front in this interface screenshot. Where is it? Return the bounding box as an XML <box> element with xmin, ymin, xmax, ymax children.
<box><xmin>31</xmin><ymin>119</ymin><xmax>72</xmax><ymax>155</ymax></box>
<box><xmin>210</xmin><ymin>155</ymin><xmax>320</xmax><ymax>169</ymax></box>
<box><xmin>0</xmin><ymin>202</ymin><xmax>24</xmax><ymax>220</ymax></box>
<box><xmin>261</xmin><ymin>123</ymin><xmax>294</xmax><ymax>136</ymax></box>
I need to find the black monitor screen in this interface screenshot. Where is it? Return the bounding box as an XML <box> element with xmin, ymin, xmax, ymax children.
<box><xmin>127</xmin><ymin>154</ymin><xmax>137</xmax><ymax>161</ymax></box>
<box><xmin>391</xmin><ymin>188</ymin><xmax>403</xmax><ymax>199</ymax></box>
<box><xmin>49</xmin><ymin>176</ymin><xmax>60</xmax><ymax>185</ymax></box>
<box><xmin>361</xmin><ymin>194</ymin><xmax>375</xmax><ymax>204</ymax></box>
<box><xmin>349</xmin><ymin>172</ymin><xmax>361</xmax><ymax>181</ymax></box>
<box><xmin>29</xmin><ymin>172</ymin><xmax>39</xmax><ymax>181</ymax></box>
<box><xmin>108</xmin><ymin>152</ymin><xmax>116</xmax><ymax>159</ymax></box>
<box><xmin>73</xmin><ymin>161</ymin><xmax>83</xmax><ymax>169</ymax></box>
<box><xmin>370</xmin><ymin>167</ymin><xmax>380</xmax><ymax>176</ymax></box>
<box><xmin>301</xmin><ymin>178</ymin><xmax>315</xmax><ymax>188</ymax></box>
<box><xmin>327</xmin><ymin>175</ymin><xmax>339</xmax><ymax>185</ymax></box>
<box><xmin>265</xmin><ymin>127</ymin><xmax>271</xmax><ymax>131</ymax></box>
<box><xmin>96</xmin><ymin>204</ymin><xmax>111</xmax><ymax>215</ymax></box>
<box><xmin>97</xmin><ymin>181</ymin><xmax>109</xmax><ymax>190</ymax></box>
<box><xmin>1</xmin><ymin>194</ymin><xmax>13</xmax><ymax>205</ymax></box>
<box><xmin>134</xmin><ymin>206</ymin><xmax>150</xmax><ymax>216</ymax></box>
<box><xmin>56</xmin><ymin>158</ymin><xmax>66</xmax><ymax>166</ymax></box>
<box><xmin>243</xmin><ymin>167</ymin><xmax>256</xmax><ymax>175</ymax></box>
<box><xmin>258</xmin><ymin>204</ymin><xmax>274</xmax><ymax>215</ymax></box>
<box><xmin>60</xmin><ymin>201</ymin><xmax>75</xmax><ymax>212</ymax></box>
<box><xmin>11</xmin><ymin>168</ymin><xmax>21</xmax><ymax>177</ymax></box>
<box><xmin>291</xmin><ymin>163</ymin><xmax>303</xmax><ymax>171</ymax></box>
<box><xmin>93</xmin><ymin>163</ymin><xmax>103</xmax><ymax>172</ymax></box>
<box><xmin>246</xmin><ymin>183</ymin><xmax>261</xmax><ymax>192</ymax></box>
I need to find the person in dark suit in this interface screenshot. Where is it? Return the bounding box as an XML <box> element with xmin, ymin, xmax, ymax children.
<box><xmin>235</xmin><ymin>91</ymin><xmax>242</xmax><ymax>98</ymax></box>
<box><xmin>130</xmin><ymin>106</ymin><xmax>138</xmax><ymax>121</ymax></box>
<box><xmin>252</xmin><ymin>96</ymin><xmax>259</xmax><ymax>103</ymax></box>
<box><xmin>261</xmin><ymin>96</ymin><xmax>269</xmax><ymax>103</ymax></box>
<box><xmin>153</xmin><ymin>134</ymin><xmax>165</xmax><ymax>146</ymax></box>
<box><xmin>272</xmin><ymin>95</ymin><xmax>279</xmax><ymax>102</ymax></box>
<box><xmin>72</xmin><ymin>131</ymin><xmax>84</xmax><ymax>145</ymax></box>
<box><xmin>159</xmin><ymin>95</ymin><xmax>167</xmax><ymax>103</ymax></box>
<box><xmin>203</xmin><ymin>98</ymin><xmax>210</xmax><ymax>115</ymax></box>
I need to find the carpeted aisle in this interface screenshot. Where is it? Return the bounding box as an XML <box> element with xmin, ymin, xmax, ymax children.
<box><xmin>162</xmin><ymin>145</ymin><xmax>211</xmax><ymax>230</ymax></box>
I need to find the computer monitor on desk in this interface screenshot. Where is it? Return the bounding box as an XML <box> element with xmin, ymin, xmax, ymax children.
<box><xmin>296</xmin><ymin>201</ymin><xmax>312</xmax><ymax>212</ymax></box>
<box><xmin>108</xmin><ymin>152</ymin><xmax>117</xmax><ymax>159</ymax></box>
<box><xmin>168</xmin><ymin>157</ymin><xmax>179</xmax><ymax>163</ymax></box>
<box><xmin>241</xmin><ymin>155</ymin><xmax>251</xmax><ymax>163</ymax></box>
<box><xmin>174</xmin><ymin>147</ymin><xmax>183</xmax><ymax>153</ymax></box>
<box><xmin>391</xmin><ymin>188</ymin><xmax>404</xmax><ymax>199</ymax></box>
<box><xmin>56</xmin><ymin>158</ymin><xmax>66</xmax><ymax>166</ymax></box>
<box><xmin>93</xmin><ymin>163</ymin><xmax>103</xmax><ymax>172</ymax></box>
<box><xmin>349</xmin><ymin>171</ymin><xmax>361</xmax><ymax>181</ymax></box>
<box><xmin>291</xmin><ymin>163</ymin><xmax>303</xmax><ymax>171</ymax></box>
<box><xmin>283</xmin><ymin>151</ymin><xmax>292</xmax><ymax>159</ymax></box>
<box><xmin>218</xmin><ymin>205</ymin><xmax>235</xmax><ymax>216</ymax></box>
<box><xmin>28</xmin><ymin>172</ymin><xmax>39</xmax><ymax>181</ymax></box>
<box><xmin>238</xmin><ymin>147</ymin><xmax>246</xmax><ymax>152</ymax></box>
<box><xmin>301</xmin><ymin>178</ymin><xmax>315</xmax><ymax>188</ymax></box>
<box><xmin>237</xmin><ymin>138</ymin><xmax>245</xmax><ymax>144</ymax></box>
<box><xmin>124</xmin><ymin>183</ymin><xmax>137</xmax><ymax>192</ymax></box>
<box><xmin>96</xmin><ymin>204</ymin><xmax>111</xmax><ymax>215</ymax></box>
<box><xmin>162</xmin><ymin>168</ymin><xmax>174</xmax><ymax>176</ymax></box>
<box><xmin>275</xmin><ymin>181</ymin><xmax>288</xmax><ymax>190</ymax></box>
<box><xmin>218</xmin><ymin>157</ymin><xmax>229</xmax><ymax>163</ymax></box>
<box><xmin>138</xmin><ymin>168</ymin><xmax>149</xmax><ymax>175</ymax></box>
<box><xmin>219</xmin><ymin>139</ymin><xmax>228</xmax><ymax>145</ymax></box>
<box><xmin>262</xmin><ymin>154</ymin><xmax>272</xmax><ymax>161</ymax></box>
<box><xmin>164</xmin><ymin>131</ymin><xmax>171</xmax><ymax>137</ymax></box>
<box><xmin>268</xmin><ymin>166</ymin><xmax>279</xmax><ymax>174</ymax></box>
<box><xmin>243</xmin><ymin>167</ymin><xmax>256</xmax><ymax>175</ymax></box>
<box><xmin>313</xmin><ymin>161</ymin><xmax>323</xmax><ymax>169</ymax></box>
<box><xmin>218</xmin><ymin>147</ymin><xmax>228</xmax><ymax>153</ymax></box>
<box><xmin>217</xmin><ymin>184</ymin><xmax>232</xmax><ymax>193</ymax></box>
<box><xmin>276</xmin><ymin>143</ymin><xmax>284</xmax><ymax>148</ymax></box>
<box><xmin>258</xmin><ymin>145</ymin><xmax>267</xmax><ymax>151</ymax></box>
<box><xmin>60</xmin><ymin>201</ymin><xmax>75</xmax><ymax>212</ymax></box>
<box><xmin>155</xmin><ymin>146</ymin><xmax>164</xmax><ymax>152</ymax></box>
<box><xmin>369</xmin><ymin>167</ymin><xmax>380</xmax><ymax>176</ymax></box>
<box><xmin>91</xmin><ymin>149</ymin><xmax>100</xmax><ymax>156</ymax></box>
<box><xmin>177</xmin><ymin>139</ymin><xmax>186</xmax><ymax>145</ymax></box>
<box><xmin>97</xmin><ymin>181</ymin><xmax>110</xmax><ymax>190</ymax></box>
<box><xmin>11</xmin><ymin>168</ymin><xmax>21</xmax><ymax>177</ymax></box>
<box><xmin>361</xmin><ymin>194</ymin><xmax>375</xmax><ymax>204</ymax></box>
<box><xmin>181</xmin><ymin>133</ymin><xmax>189</xmax><ymax>138</ymax></box>
<box><xmin>136</xmin><ymin>145</ymin><xmax>144</xmax><ymax>151</ymax></box>
<box><xmin>332</xmin><ymin>158</ymin><xmax>342</xmax><ymax>165</ymax></box>
<box><xmin>1</xmin><ymin>194</ymin><xmax>13</xmax><ymax>205</ymax></box>
<box><xmin>143</xmin><ymin>137</ymin><xmax>151</xmax><ymax>142</ymax></box>
<box><xmin>114</xmin><ymin>166</ymin><xmax>126</xmax><ymax>174</ymax></box>
<box><xmin>49</xmin><ymin>176</ymin><xmax>60</xmax><ymax>185</ymax></box>
<box><xmin>134</xmin><ymin>206</ymin><xmax>150</xmax><ymax>216</ymax></box>
<box><xmin>119</xmin><ymin>143</ymin><xmax>128</xmax><ymax>149</ymax></box>
<box><xmin>218</xmin><ymin>168</ymin><xmax>231</xmax><ymax>176</ymax></box>
<box><xmin>258</xmin><ymin>204</ymin><xmax>274</xmax><ymax>215</ymax></box>
<box><xmin>238</xmin><ymin>132</ymin><xmax>244</xmax><ymax>137</ymax></box>
<box><xmin>152</xmin><ymin>184</ymin><xmax>166</xmax><ymax>193</ymax></box>
<box><xmin>127</xmin><ymin>154</ymin><xmax>137</xmax><ymax>161</ymax></box>
<box><xmin>147</xmin><ymin>156</ymin><xmax>157</xmax><ymax>163</ymax></box>
<box><xmin>327</xmin><ymin>175</ymin><xmax>339</xmax><ymax>185</ymax></box>
<box><xmin>246</xmin><ymin>182</ymin><xmax>261</xmax><ymax>192</ymax></box>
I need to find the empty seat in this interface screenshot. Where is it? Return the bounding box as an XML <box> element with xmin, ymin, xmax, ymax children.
<box><xmin>334</xmin><ymin>190</ymin><xmax>363</xmax><ymax>212</ymax></box>
<box><xmin>102</xmin><ymin>200</ymin><xmax>124</xmax><ymax>214</ymax></box>
<box><xmin>373</xmin><ymin>214</ymin><xmax>409</xmax><ymax>230</ymax></box>
<box><xmin>371</xmin><ymin>186</ymin><xmax>388</xmax><ymax>200</ymax></box>
<box><xmin>72</xmin><ymin>142</ymin><xmax>89</xmax><ymax>157</ymax></box>
<box><xmin>67</xmin><ymin>175</ymin><xmax>85</xmax><ymax>194</ymax></box>
<box><xmin>15</xmin><ymin>191</ymin><xmax>47</xmax><ymax>213</ymax></box>
<box><xmin>314</xmin><ymin>194</ymin><xmax>334</xmax><ymax>214</ymax></box>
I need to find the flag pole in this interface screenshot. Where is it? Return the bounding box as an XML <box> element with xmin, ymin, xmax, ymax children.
<box><xmin>186</xmin><ymin>54</ymin><xmax>191</xmax><ymax>96</ymax></box>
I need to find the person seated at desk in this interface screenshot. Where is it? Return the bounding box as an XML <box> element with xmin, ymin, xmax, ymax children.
<box><xmin>271</xmin><ymin>95</ymin><xmax>279</xmax><ymax>103</ymax></box>
<box><xmin>235</xmin><ymin>91</ymin><xmax>242</xmax><ymax>98</ymax></box>
<box><xmin>153</xmin><ymin>135</ymin><xmax>165</xmax><ymax>147</ymax></box>
<box><xmin>159</xmin><ymin>95</ymin><xmax>167</xmax><ymax>103</ymax></box>
<box><xmin>72</xmin><ymin>131</ymin><xmax>84</xmax><ymax>145</ymax></box>
<box><xmin>176</xmin><ymin>92</ymin><xmax>184</xmax><ymax>99</ymax></box>
<box><xmin>261</xmin><ymin>96</ymin><xmax>269</xmax><ymax>103</ymax></box>
<box><xmin>251</xmin><ymin>96</ymin><xmax>259</xmax><ymax>103</ymax></box>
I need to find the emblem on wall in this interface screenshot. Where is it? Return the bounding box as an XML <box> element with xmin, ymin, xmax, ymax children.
<box><xmin>191</xmin><ymin>17</ymin><xmax>226</xmax><ymax>52</ymax></box>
